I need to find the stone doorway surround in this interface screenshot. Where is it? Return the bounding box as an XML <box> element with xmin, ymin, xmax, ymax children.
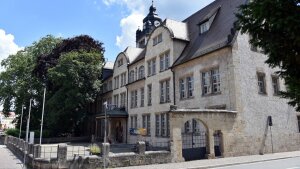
<box><xmin>169</xmin><ymin>108</ymin><xmax>237</xmax><ymax>162</ymax></box>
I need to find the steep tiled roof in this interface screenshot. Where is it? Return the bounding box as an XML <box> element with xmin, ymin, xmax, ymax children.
<box><xmin>173</xmin><ymin>0</ymin><xmax>247</xmax><ymax>67</ymax></box>
<box><xmin>128</xmin><ymin>49</ymin><xmax>146</xmax><ymax>65</ymax></box>
<box><xmin>164</xmin><ymin>19</ymin><xmax>189</xmax><ymax>41</ymax></box>
<box><xmin>104</xmin><ymin>61</ymin><xmax>114</xmax><ymax>69</ymax></box>
<box><xmin>123</xmin><ymin>47</ymin><xmax>144</xmax><ymax>63</ymax></box>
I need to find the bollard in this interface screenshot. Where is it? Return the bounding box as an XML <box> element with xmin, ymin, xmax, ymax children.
<box><xmin>136</xmin><ymin>141</ymin><xmax>146</xmax><ymax>155</ymax></box>
<box><xmin>57</xmin><ymin>144</ymin><xmax>68</xmax><ymax>168</ymax></box>
<box><xmin>33</xmin><ymin>145</ymin><xmax>41</xmax><ymax>158</ymax></box>
<box><xmin>28</xmin><ymin>144</ymin><xmax>34</xmax><ymax>155</ymax></box>
<box><xmin>101</xmin><ymin>143</ymin><xmax>110</xmax><ymax>156</ymax></box>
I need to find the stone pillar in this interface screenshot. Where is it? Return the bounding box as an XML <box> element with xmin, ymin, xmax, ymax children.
<box><xmin>4</xmin><ymin>135</ymin><xmax>7</xmax><ymax>145</ymax></box>
<box><xmin>33</xmin><ymin>145</ymin><xmax>41</xmax><ymax>158</ymax></box>
<box><xmin>170</xmin><ymin>127</ymin><xmax>184</xmax><ymax>162</ymax></box>
<box><xmin>24</xmin><ymin>142</ymin><xmax>29</xmax><ymax>154</ymax></box>
<box><xmin>101</xmin><ymin>143</ymin><xmax>110</xmax><ymax>156</ymax></box>
<box><xmin>57</xmin><ymin>144</ymin><xmax>68</xmax><ymax>168</ymax></box>
<box><xmin>28</xmin><ymin>144</ymin><xmax>34</xmax><ymax>154</ymax></box>
<box><xmin>220</xmin><ymin>131</ymin><xmax>227</xmax><ymax>157</ymax></box>
<box><xmin>206</xmin><ymin>129</ymin><xmax>215</xmax><ymax>159</ymax></box>
<box><xmin>136</xmin><ymin>141</ymin><xmax>146</xmax><ymax>155</ymax></box>
<box><xmin>20</xmin><ymin>140</ymin><xmax>24</xmax><ymax>150</ymax></box>
<box><xmin>101</xmin><ymin>143</ymin><xmax>110</xmax><ymax>168</ymax></box>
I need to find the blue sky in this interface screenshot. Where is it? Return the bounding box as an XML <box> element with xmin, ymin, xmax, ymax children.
<box><xmin>0</xmin><ymin>0</ymin><xmax>214</xmax><ymax>63</ymax></box>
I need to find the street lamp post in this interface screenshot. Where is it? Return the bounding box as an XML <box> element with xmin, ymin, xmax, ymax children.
<box><xmin>39</xmin><ymin>87</ymin><xmax>46</xmax><ymax>145</ymax></box>
<box><xmin>23</xmin><ymin>99</ymin><xmax>32</xmax><ymax>168</ymax></box>
<box><xmin>103</xmin><ymin>101</ymin><xmax>108</xmax><ymax>169</ymax></box>
<box><xmin>25</xmin><ymin>99</ymin><xmax>32</xmax><ymax>142</ymax></box>
<box><xmin>19</xmin><ymin>105</ymin><xmax>24</xmax><ymax>139</ymax></box>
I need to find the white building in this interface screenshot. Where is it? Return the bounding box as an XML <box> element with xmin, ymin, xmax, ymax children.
<box><xmin>0</xmin><ymin>112</ymin><xmax>16</xmax><ymax>130</ymax></box>
<box><xmin>90</xmin><ymin>0</ymin><xmax>300</xmax><ymax>161</ymax></box>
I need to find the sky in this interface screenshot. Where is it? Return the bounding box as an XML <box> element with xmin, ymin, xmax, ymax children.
<box><xmin>0</xmin><ymin>0</ymin><xmax>214</xmax><ymax>63</ymax></box>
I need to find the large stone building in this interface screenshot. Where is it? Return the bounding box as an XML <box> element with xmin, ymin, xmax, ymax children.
<box><xmin>89</xmin><ymin>0</ymin><xmax>300</xmax><ymax>161</ymax></box>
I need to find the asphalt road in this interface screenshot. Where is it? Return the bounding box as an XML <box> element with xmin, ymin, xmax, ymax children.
<box><xmin>213</xmin><ymin>157</ymin><xmax>300</xmax><ymax>169</ymax></box>
<box><xmin>0</xmin><ymin>145</ymin><xmax>23</xmax><ymax>169</ymax></box>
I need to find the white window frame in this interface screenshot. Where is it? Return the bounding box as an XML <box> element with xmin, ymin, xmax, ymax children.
<box><xmin>148</xmin><ymin>84</ymin><xmax>152</xmax><ymax>106</ymax></box>
<box><xmin>202</xmin><ymin>68</ymin><xmax>220</xmax><ymax>95</ymax></box>
<box><xmin>272</xmin><ymin>75</ymin><xmax>280</xmax><ymax>95</ymax></box>
<box><xmin>200</xmin><ymin>21</ymin><xmax>209</xmax><ymax>34</ymax></box>
<box><xmin>257</xmin><ymin>72</ymin><xmax>266</xmax><ymax>94</ymax></box>
<box><xmin>139</xmin><ymin>66</ymin><xmax>145</xmax><ymax>79</ymax></box>
<box><xmin>129</xmin><ymin>70</ymin><xmax>135</xmax><ymax>83</ymax></box>
<box><xmin>140</xmin><ymin>88</ymin><xmax>144</xmax><ymax>107</ymax></box>
<box><xmin>160</xmin><ymin>79</ymin><xmax>171</xmax><ymax>103</ymax></box>
<box><xmin>142</xmin><ymin>114</ymin><xmax>151</xmax><ymax>136</ymax></box>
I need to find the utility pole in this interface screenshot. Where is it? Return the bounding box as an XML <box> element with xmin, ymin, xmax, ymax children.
<box><xmin>39</xmin><ymin>87</ymin><xmax>46</xmax><ymax>145</ymax></box>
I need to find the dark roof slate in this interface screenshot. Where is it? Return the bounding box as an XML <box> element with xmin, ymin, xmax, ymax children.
<box><xmin>173</xmin><ymin>0</ymin><xmax>247</xmax><ymax>67</ymax></box>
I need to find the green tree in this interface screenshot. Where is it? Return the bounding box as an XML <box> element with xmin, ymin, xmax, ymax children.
<box><xmin>0</xmin><ymin>35</ymin><xmax>62</xmax><ymax>134</ymax></box>
<box><xmin>1</xmin><ymin>35</ymin><xmax>104</xmax><ymax>137</ymax></box>
<box><xmin>34</xmin><ymin>35</ymin><xmax>105</xmax><ymax>136</ymax></box>
<box><xmin>236</xmin><ymin>0</ymin><xmax>300</xmax><ymax>110</ymax></box>
<box><xmin>46</xmin><ymin>51</ymin><xmax>103</xmax><ymax>134</ymax></box>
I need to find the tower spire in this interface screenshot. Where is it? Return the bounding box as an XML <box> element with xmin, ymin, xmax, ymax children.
<box><xmin>152</xmin><ymin>0</ymin><xmax>154</xmax><ymax>6</ymax></box>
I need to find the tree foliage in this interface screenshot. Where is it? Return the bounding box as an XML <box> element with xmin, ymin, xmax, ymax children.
<box><xmin>236</xmin><ymin>0</ymin><xmax>300</xmax><ymax>110</ymax></box>
<box><xmin>0</xmin><ymin>35</ymin><xmax>62</xmax><ymax>132</ymax></box>
<box><xmin>34</xmin><ymin>35</ymin><xmax>104</xmax><ymax>135</ymax></box>
<box><xmin>0</xmin><ymin>35</ymin><xmax>105</xmax><ymax>136</ymax></box>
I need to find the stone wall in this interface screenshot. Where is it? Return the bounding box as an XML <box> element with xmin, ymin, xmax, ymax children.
<box><xmin>228</xmin><ymin>32</ymin><xmax>300</xmax><ymax>155</ymax></box>
<box><xmin>5</xmin><ymin>136</ymin><xmax>171</xmax><ymax>169</ymax></box>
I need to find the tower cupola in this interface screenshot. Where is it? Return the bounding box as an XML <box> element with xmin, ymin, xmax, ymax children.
<box><xmin>136</xmin><ymin>0</ymin><xmax>162</xmax><ymax>47</ymax></box>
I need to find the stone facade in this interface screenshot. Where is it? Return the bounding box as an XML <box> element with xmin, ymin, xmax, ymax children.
<box><xmin>90</xmin><ymin>0</ymin><xmax>300</xmax><ymax>162</ymax></box>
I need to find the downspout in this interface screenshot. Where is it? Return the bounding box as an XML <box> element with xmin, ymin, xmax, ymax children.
<box><xmin>125</xmin><ymin>64</ymin><xmax>129</xmax><ymax>144</ymax></box>
<box><xmin>171</xmin><ymin>69</ymin><xmax>176</xmax><ymax>106</ymax></box>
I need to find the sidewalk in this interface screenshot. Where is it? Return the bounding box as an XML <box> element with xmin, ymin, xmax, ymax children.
<box><xmin>116</xmin><ymin>151</ymin><xmax>300</xmax><ymax>169</ymax></box>
<box><xmin>0</xmin><ymin>145</ymin><xmax>23</xmax><ymax>169</ymax></box>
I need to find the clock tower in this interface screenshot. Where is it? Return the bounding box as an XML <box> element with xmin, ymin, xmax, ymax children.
<box><xmin>136</xmin><ymin>1</ymin><xmax>162</xmax><ymax>48</ymax></box>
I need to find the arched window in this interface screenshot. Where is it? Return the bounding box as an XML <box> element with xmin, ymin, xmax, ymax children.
<box><xmin>139</xmin><ymin>66</ymin><xmax>145</xmax><ymax>79</ymax></box>
<box><xmin>129</xmin><ymin>70</ymin><xmax>135</xmax><ymax>83</ymax></box>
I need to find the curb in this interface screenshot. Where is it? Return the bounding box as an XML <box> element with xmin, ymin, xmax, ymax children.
<box><xmin>186</xmin><ymin>155</ymin><xmax>300</xmax><ymax>169</ymax></box>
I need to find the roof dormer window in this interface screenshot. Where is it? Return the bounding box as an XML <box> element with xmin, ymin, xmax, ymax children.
<box><xmin>153</xmin><ymin>33</ymin><xmax>162</xmax><ymax>46</ymax></box>
<box><xmin>199</xmin><ymin>21</ymin><xmax>210</xmax><ymax>34</ymax></box>
<box><xmin>118</xmin><ymin>58</ymin><xmax>123</xmax><ymax>67</ymax></box>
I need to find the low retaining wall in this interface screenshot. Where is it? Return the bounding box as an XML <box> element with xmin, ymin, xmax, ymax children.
<box><xmin>34</xmin><ymin>136</ymin><xmax>91</xmax><ymax>144</ymax></box>
<box><xmin>5</xmin><ymin>136</ymin><xmax>172</xmax><ymax>169</ymax></box>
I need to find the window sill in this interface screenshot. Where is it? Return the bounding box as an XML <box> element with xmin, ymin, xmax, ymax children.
<box><xmin>258</xmin><ymin>92</ymin><xmax>268</xmax><ymax>96</ymax></box>
<box><xmin>180</xmin><ymin>96</ymin><xmax>194</xmax><ymax>101</ymax></box>
<box><xmin>159</xmin><ymin>69</ymin><xmax>169</xmax><ymax>73</ymax></box>
<box><xmin>202</xmin><ymin>92</ymin><xmax>221</xmax><ymax>97</ymax></box>
<box><xmin>148</xmin><ymin>104</ymin><xmax>152</xmax><ymax>106</ymax></box>
<box><xmin>155</xmin><ymin>136</ymin><xmax>170</xmax><ymax>138</ymax></box>
<box><xmin>147</xmin><ymin>74</ymin><xmax>156</xmax><ymax>78</ymax></box>
<box><xmin>160</xmin><ymin>101</ymin><xmax>171</xmax><ymax>104</ymax></box>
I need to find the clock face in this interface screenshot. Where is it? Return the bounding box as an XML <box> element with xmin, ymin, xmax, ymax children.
<box><xmin>154</xmin><ymin>21</ymin><xmax>160</xmax><ymax>27</ymax></box>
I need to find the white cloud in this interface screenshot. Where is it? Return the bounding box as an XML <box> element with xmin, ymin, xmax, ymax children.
<box><xmin>0</xmin><ymin>29</ymin><xmax>23</xmax><ymax>65</ymax></box>
<box><xmin>102</xmin><ymin>0</ymin><xmax>214</xmax><ymax>50</ymax></box>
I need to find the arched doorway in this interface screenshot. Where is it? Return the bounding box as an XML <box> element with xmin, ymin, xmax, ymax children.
<box><xmin>182</xmin><ymin>119</ymin><xmax>207</xmax><ymax>161</ymax></box>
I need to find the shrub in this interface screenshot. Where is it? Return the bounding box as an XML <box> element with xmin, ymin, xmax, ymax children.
<box><xmin>5</xmin><ymin>128</ymin><xmax>22</xmax><ymax>137</ymax></box>
<box><xmin>33</xmin><ymin>130</ymin><xmax>53</xmax><ymax>138</ymax></box>
<box><xmin>89</xmin><ymin>144</ymin><xmax>101</xmax><ymax>155</ymax></box>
